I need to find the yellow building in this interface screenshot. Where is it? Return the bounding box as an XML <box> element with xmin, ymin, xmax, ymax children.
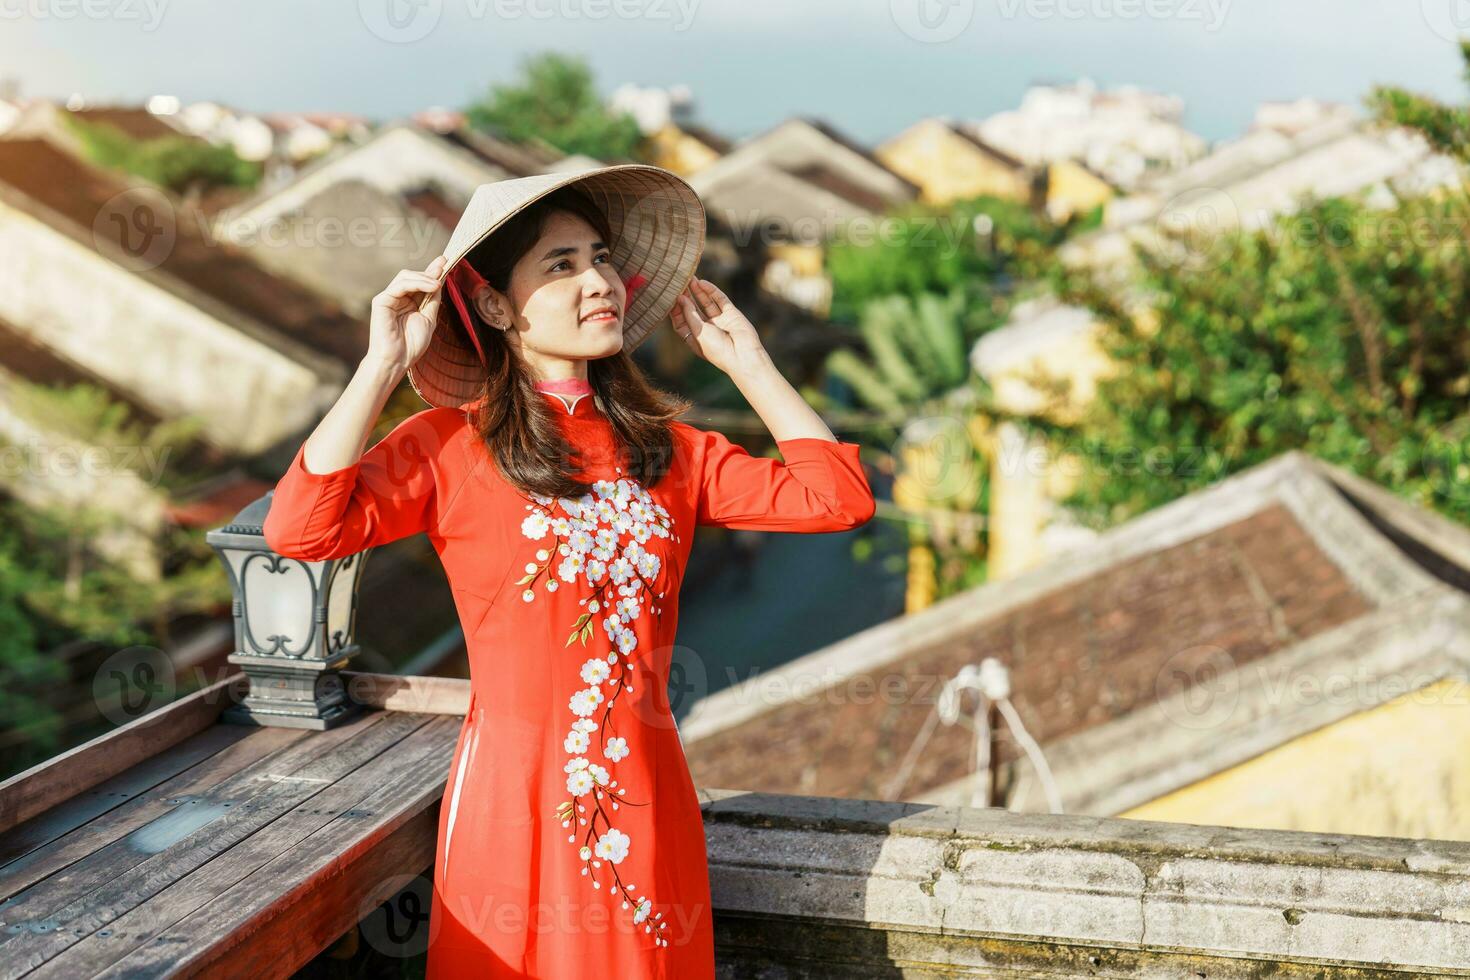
<box><xmin>645</xmin><ymin>121</ymin><xmax>730</xmax><ymax>178</ymax></box>
<box><xmin>1045</xmin><ymin>159</ymin><xmax>1115</xmax><ymax>223</ymax></box>
<box><xmin>876</xmin><ymin>118</ymin><xmax>1035</xmax><ymax>206</ymax></box>
<box><xmin>969</xmin><ymin>299</ymin><xmax>1115</xmax><ymax>578</ymax></box>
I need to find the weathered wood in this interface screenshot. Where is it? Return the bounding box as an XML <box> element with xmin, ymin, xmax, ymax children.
<box><xmin>0</xmin><ymin>675</ymin><xmax>247</xmax><ymax>835</ymax></box>
<box><xmin>0</xmin><ymin>710</ymin><xmax>427</xmax><ymax>974</ymax></box>
<box><xmin>338</xmin><ymin>671</ymin><xmax>470</xmax><ymax>715</ymax></box>
<box><xmin>0</xmin><ymin>723</ymin><xmax>254</xmax><ymax>870</ymax></box>
<box><xmin>180</xmin><ymin>803</ymin><xmax>441</xmax><ymax>980</ymax></box>
<box><xmin>32</xmin><ymin>714</ymin><xmax>459</xmax><ymax>978</ymax></box>
<box><xmin>0</xmin><ymin>726</ymin><xmax>305</xmax><ymax>900</ymax></box>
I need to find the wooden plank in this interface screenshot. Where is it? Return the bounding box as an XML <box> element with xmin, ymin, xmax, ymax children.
<box><xmin>339</xmin><ymin>672</ymin><xmax>470</xmax><ymax>715</ymax></box>
<box><xmin>0</xmin><ymin>710</ymin><xmax>424</xmax><ymax>974</ymax></box>
<box><xmin>34</xmin><ymin>714</ymin><xmax>460</xmax><ymax>978</ymax></box>
<box><xmin>0</xmin><ymin>674</ymin><xmax>247</xmax><ymax>834</ymax></box>
<box><xmin>171</xmin><ymin>803</ymin><xmax>440</xmax><ymax>980</ymax></box>
<box><xmin>0</xmin><ymin>726</ymin><xmax>306</xmax><ymax>900</ymax></box>
<box><xmin>0</xmin><ymin>723</ymin><xmax>254</xmax><ymax>870</ymax></box>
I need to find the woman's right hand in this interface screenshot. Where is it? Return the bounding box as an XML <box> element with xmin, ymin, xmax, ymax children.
<box><xmin>365</xmin><ymin>255</ymin><xmax>448</xmax><ymax>374</ymax></box>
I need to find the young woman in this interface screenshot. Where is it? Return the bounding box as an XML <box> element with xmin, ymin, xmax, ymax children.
<box><xmin>261</xmin><ymin>166</ymin><xmax>876</xmax><ymax>978</ymax></box>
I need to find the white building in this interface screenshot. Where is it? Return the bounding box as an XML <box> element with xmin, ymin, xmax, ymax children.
<box><xmin>608</xmin><ymin>82</ymin><xmax>695</xmax><ymax>135</ymax></box>
<box><xmin>973</xmin><ymin>78</ymin><xmax>1207</xmax><ymax>191</ymax></box>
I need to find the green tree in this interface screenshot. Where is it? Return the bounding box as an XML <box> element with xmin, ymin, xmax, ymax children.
<box><xmin>1369</xmin><ymin>40</ymin><xmax>1470</xmax><ymax>166</ymax></box>
<box><xmin>465</xmin><ymin>52</ymin><xmax>645</xmax><ymax>161</ymax></box>
<box><xmin>1035</xmin><ymin>192</ymin><xmax>1470</xmax><ymax>528</ymax></box>
<box><xmin>65</xmin><ymin>116</ymin><xmax>261</xmax><ymax>195</ymax></box>
<box><xmin>826</xmin><ymin>194</ymin><xmax>1057</xmax><ymax>324</ymax></box>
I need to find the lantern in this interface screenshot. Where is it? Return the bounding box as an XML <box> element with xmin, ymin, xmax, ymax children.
<box><xmin>207</xmin><ymin>492</ymin><xmax>367</xmax><ymax>729</ymax></box>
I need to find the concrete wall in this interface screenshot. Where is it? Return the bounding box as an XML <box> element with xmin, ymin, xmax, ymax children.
<box><xmin>700</xmin><ymin>787</ymin><xmax>1470</xmax><ymax>977</ymax></box>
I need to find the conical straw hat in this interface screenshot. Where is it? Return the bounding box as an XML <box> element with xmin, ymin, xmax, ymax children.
<box><xmin>406</xmin><ymin>163</ymin><xmax>706</xmax><ymax>410</ymax></box>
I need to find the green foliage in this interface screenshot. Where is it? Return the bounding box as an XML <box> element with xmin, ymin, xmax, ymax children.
<box><xmin>7</xmin><ymin>378</ymin><xmax>211</xmax><ymax>496</ymax></box>
<box><xmin>1368</xmin><ymin>40</ymin><xmax>1470</xmax><ymax>165</ymax></box>
<box><xmin>465</xmin><ymin>52</ymin><xmax>645</xmax><ymax>161</ymax></box>
<box><xmin>1038</xmin><ymin>192</ymin><xmax>1470</xmax><ymax>527</ymax></box>
<box><xmin>826</xmin><ymin>194</ymin><xmax>1059</xmax><ymax>324</ymax></box>
<box><xmin>0</xmin><ymin>382</ymin><xmax>229</xmax><ymax>771</ymax></box>
<box><xmin>65</xmin><ymin>115</ymin><xmax>261</xmax><ymax>194</ymax></box>
<box><xmin>825</xmin><ymin>288</ymin><xmax>977</xmax><ymax>426</ymax></box>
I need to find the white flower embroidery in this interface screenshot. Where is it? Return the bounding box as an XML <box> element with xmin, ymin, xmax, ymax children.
<box><xmin>595</xmin><ymin>828</ymin><xmax>630</xmax><ymax>864</ymax></box>
<box><xmin>521</xmin><ymin>512</ymin><xmax>551</xmax><ymax>539</ymax></box>
<box><xmin>520</xmin><ymin>473</ymin><xmax>677</xmax><ymax>947</ymax></box>
<box><xmin>569</xmin><ymin>686</ymin><xmax>604</xmax><ymax>717</ymax></box>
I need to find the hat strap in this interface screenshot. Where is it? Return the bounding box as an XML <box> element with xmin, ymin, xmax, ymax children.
<box><xmin>445</xmin><ymin>262</ymin><xmax>489</xmax><ymax>366</ymax></box>
<box><xmin>623</xmin><ymin>271</ymin><xmax>648</xmax><ymax>309</ymax></box>
<box><xmin>445</xmin><ymin>266</ymin><xmax>651</xmax><ymax>368</ymax></box>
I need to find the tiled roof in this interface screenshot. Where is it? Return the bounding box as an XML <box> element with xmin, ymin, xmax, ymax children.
<box><xmin>0</xmin><ymin>314</ymin><xmax>160</xmax><ymax>425</ymax></box>
<box><xmin>70</xmin><ymin>107</ymin><xmax>189</xmax><ymax>142</ymax></box>
<box><xmin>0</xmin><ymin>139</ymin><xmax>367</xmax><ymax>367</ymax></box>
<box><xmin>403</xmin><ymin>184</ymin><xmax>463</xmax><ymax>232</ymax></box>
<box><xmin>682</xmin><ymin>452</ymin><xmax>1470</xmax><ymax>808</ymax></box>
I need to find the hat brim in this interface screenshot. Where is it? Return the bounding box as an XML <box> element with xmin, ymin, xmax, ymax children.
<box><xmin>406</xmin><ymin>164</ymin><xmax>706</xmax><ymax>411</ymax></box>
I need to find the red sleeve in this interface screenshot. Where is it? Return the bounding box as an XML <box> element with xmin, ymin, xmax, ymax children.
<box><xmin>261</xmin><ymin>407</ymin><xmax>454</xmax><ymax>561</ymax></box>
<box><xmin>677</xmin><ymin>422</ymin><xmax>877</xmax><ymax>532</ymax></box>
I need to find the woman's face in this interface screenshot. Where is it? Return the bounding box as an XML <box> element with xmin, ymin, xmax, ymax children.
<box><xmin>473</xmin><ymin>210</ymin><xmax>628</xmax><ymax>362</ymax></box>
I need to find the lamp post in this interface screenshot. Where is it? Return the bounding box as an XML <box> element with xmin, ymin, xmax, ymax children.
<box><xmin>207</xmin><ymin>492</ymin><xmax>367</xmax><ymax>729</ymax></box>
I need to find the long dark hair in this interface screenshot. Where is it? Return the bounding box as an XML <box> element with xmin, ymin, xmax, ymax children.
<box><xmin>455</xmin><ymin>185</ymin><xmax>692</xmax><ymax>500</ymax></box>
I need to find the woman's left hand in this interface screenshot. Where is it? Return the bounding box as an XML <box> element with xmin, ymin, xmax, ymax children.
<box><xmin>671</xmin><ymin>278</ymin><xmax>773</xmax><ymax>380</ymax></box>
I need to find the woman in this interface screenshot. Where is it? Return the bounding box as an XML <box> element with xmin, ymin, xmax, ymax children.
<box><xmin>261</xmin><ymin>165</ymin><xmax>876</xmax><ymax>978</ymax></box>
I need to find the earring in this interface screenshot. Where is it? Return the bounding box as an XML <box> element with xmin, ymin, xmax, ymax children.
<box><xmin>486</xmin><ymin>300</ymin><xmax>509</xmax><ymax>331</ymax></box>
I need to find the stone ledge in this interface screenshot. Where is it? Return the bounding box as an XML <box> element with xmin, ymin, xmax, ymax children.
<box><xmin>698</xmin><ymin>788</ymin><xmax>1470</xmax><ymax>977</ymax></box>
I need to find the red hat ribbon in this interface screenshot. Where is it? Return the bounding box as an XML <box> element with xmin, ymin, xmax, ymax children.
<box><xmin>444</xmin><ymin>261</ymin><xmax>489</xmax><ymax>366</ymax></box>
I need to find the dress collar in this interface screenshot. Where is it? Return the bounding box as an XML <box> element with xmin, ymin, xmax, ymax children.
<box><xmin>534</xmin><ymin>378</ymin><xmax>599</xmax><ymax>418</ymax></box>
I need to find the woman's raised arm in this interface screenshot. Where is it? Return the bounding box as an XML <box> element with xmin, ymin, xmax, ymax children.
<box><xmin>262</xmin><ymin>258</ymin><xmax>450</xmax><ymax>560</ymax></box>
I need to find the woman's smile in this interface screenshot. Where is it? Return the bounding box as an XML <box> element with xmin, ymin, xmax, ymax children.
<box><xmin>580</xmin><ymin>306</ymin><xmax>619</xmax><ymax>325</ymax></box>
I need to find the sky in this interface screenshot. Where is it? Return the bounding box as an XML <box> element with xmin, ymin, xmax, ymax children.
<box><xmin>2</xmin><ymin>0</ymin><xmax>1468</xmax><ymax>146</ymax></box>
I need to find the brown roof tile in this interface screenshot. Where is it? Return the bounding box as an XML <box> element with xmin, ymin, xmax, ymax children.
<box><xmin>0</xmin><ymin>139</ymin><xmax>367</xmax><ymax>366</ymax></box>
<box><xmin>685</xmin><ymin>503</ymin><xmax>1373</xmax><ymax>800</ymax></box>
